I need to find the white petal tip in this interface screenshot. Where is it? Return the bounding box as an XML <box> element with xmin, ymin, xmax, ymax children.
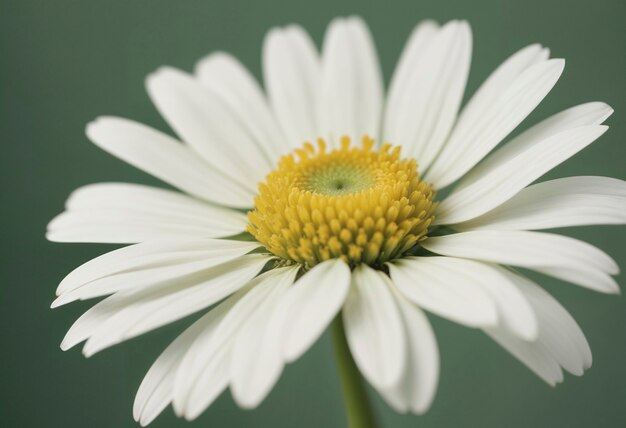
<box><xmin>232</xmin><ymin>395</ymin><xmax>261</xmax><ymax>410</ymax></box>
<box><xmin>50</xmin><ymin>296</ymin><xmax>68</xmax><ymax>308</ymax></box>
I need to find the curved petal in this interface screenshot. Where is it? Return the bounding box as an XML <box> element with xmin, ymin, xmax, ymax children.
<box><xmin>195</xmin><ymin>52</ymin><xmax>289</xmax><ymax>161</ymax></box>
<box><xmin>47</xmin><ymin>183</ymin><xmax>248</xmax><ymax>243</ymax></box>
<box><xmin>86</xmin><ymin>116</ymin><xmax>253</xmax><ymax>208</ymax></box>
<box><xmin>422</xmin><ymin>231</ymin><xmax>620</xmax><ymax>294</ymax></box>
<box><xmin>455</xmin><ymin>176</ymin><xmax>626</xmax><ymax>231</ymax></box>
<box><xmin>485</xmin><ymin>270</ymin><xmax>592</xmax><ymax>384</ymax></box>
<box><xmin>384</xmin><ymin>20</ymin><xmax>439</xmax><ymax>133</ymax></box>
<box><xmin>77</xmin><ymin>254</ymin><xmax>271</xmax><ymax>357</ymax></box>
<box><xmin>435</xmin><ymin>125</ymin><xmax>608</xmax><ymax>225</ymax></box>
<box><xmin>146</xmin><ymin>67</ymin><xmax>272</xmax><ymax>190</ymax></box>
<box><xmin>133</xmin><ymin>300</ymin><xmax>233</xmax><ymax>426</ymax></box>
<box><xmin>320</xmin><ymin>16</ymin><xmax>383</xmax><ymax>147</ymax></box>
<box><xmin>263</xmin><ymin>25</ymin><xmax>321</xmax><ymax>148</ymax></box>
<box><xmin>229</xmin><ymin>266</ymin><xmax>299</xmax><ymax>408</ymax></box>
<box><xmin>52</xmin><ymin>239</ymin><xmax>260</xmax><ymax>307</ymax></box>
<box><xmin>391</xmin><ymin>257</ymin><xmax>538</xmax><ymax>340</ymax></box>
<box><xmin>387</xmin><ymin>257</ymin><xmax>498</xmax><ymax>328</ymax></box>
<box><xmin>457</xmin><ymin>102</ymin><xmax>613</xmax><ymax>187</ymax></box>
<box><xmin>378</xmin><ymin>287</ymin><xmax>439</xmax><ymax>414</ymax></box>
<box><xmin>173</xmin><ymin>267</ymin><xmax>296</xmax><ymax>419</ymax></box>
<box><xmin>384</xmin><ymin>20</ymin><xmax>471</xmax><ymax>171</ymax></box>
<box><xmin>279</xmin><ymin>258</ymin><xmax>351</xmax><ymax>362</ymax></box>
<box><xmin>426</xmin><ymin>50</ymin><xmax>561</xmax><ymax>188</ymax></box>
<box><xmin>343</xmin><ymin>265</ymin><xmax>406</xmax><ymax>389</ymax></box>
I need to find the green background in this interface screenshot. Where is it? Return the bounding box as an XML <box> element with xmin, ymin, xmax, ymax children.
<box><xmin>2</xmin><ymin>0</ymin><xmax>625</xmax><ymax>427</ymax></box>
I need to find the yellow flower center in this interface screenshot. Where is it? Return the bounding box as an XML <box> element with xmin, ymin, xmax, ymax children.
<box><xmin>247</xmin><ymin>136</ymin><xmax>437</xmax><ymax>268</ymax></box>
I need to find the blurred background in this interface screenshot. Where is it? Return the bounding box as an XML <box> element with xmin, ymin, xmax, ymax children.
<box><xmin>1</xmin><ymin>0</ymin><xmax>625</xmax><ymax>426</ymax></box>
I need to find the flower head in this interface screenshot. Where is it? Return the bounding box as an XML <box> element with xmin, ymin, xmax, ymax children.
<box><xmin>248</xmin><ymin>136</ymin><xmax>436</xmax><ymax>267</ymax></box>
<box><xmin>48</xmin><ymin>16</ymin><xmax>625</xmax><ymax>426</ymax></box>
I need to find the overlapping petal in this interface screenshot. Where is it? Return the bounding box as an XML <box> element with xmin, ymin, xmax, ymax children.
<box><xmin>47</xmin><ymin>183</ymin><xmax>249</xmax><ymax>243</ymax></box>
<box><xmin>85</xmin><ymin>116</ymin><xmax>253</xmax><ymax>208</ymax></box>
<box><xmin>423</xmin><ymin>231</ymin><xmax>620</xmax><ymax>293</ymax></box>
<box><xmin>384</xmin><ymin>20</ymin><xmax>471</xmax><ymax>170</ymax></box>
<box><xmin>320</xmin><ymin>16</ymin><xmax>383</xmax><ymax>147</ymax></box>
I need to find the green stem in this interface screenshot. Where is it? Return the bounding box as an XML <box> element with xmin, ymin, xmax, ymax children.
<box><xmin>331</xmin><ymin>314</ymin><xmax>378</xmax><ymax>428</ymax></box>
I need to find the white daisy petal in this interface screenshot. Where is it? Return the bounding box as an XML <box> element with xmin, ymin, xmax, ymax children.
<box><xmin>174</xmin><ymin>268</ymin><xmax>296</xmax><ymax>418</ymax></box>
<box><xmin>457</xmin><ymin>102</ymin><xmax>613</xmax><ymax>187</ymax></box>
<box><xmin>61</xmin><ymin>289</ymin><xmax>133</xmax><ymax>351</ymax></box>
<box><xmin>384</xmin><ymin>20</ymin><xmax>471</xmax><ymax>170</ymax></box>
<box><xmin>280</xmin><ymin>258</ymin><xmax>351</xmax><ymax>362</ymax></box>
<box><xmin>60</xmin><ymin>254</ymin><xmax>268</xmax><ymax>352</ymax></box>
<box><xmin>388</xmin><ymin>257</ymin><xmax>498</xmax><ymax>328</ymax></box>
<box><xmin>379</xmin><ymin>287</ymin><xmax>439</xmax><ymax>414</ymax></box>
<box><xmin>452</xmin><ymin>44</ymin><xmax>549</xmax><ymax>125</ymax></box>
<box><xmin>422</xmin><ymin>231</ymin><xmax>620</xmax><ymax>293</ymax></box>
<box><xmin>426</xmin><ymin>55</ymin><xmax>563</xmax><ymax>188</ymax></box>
<box><xmin>435</xmin><ymin>125</ymin><xmax>608</xmax><ymax>225</ymax></box>
<box><xmin>80</xmin><ymin>254</ymin><xmax>271</xmax><ymax>357</ymax></box>
<box><xmin>485</xmin><ymin>270</ymin><xmax>591</xmax><ymax>384</ymax></box>
<box><xmin>47</xmin><ymin>183</ymin><xmax>248</xmax><ymax>243</ymax></box>
<box><xmin>320</xmin><ymin>16</ymin><xmax>383</xmax><ymax>146</ymax></box>
<box><xmin>195</xmin><ymin>52</ymin><xmax>289</xmax><ymax>161</ymax></box>
<box><xmin>456</xmin><ymin>176</ymin><xmax>626</xmax><ymax>230</ymax></box>
<box><xmin>391</xmin><ymin>257</ymin><xmax>537</xmax><ymax>340</ymax></box>
<box><xmin>384</xmin><ymin>20</ymin><xmax>439</xmax><ymax>132</ymax></box>
<box><xmin>486</xmin><ymin>325</ymin><xmax>564</xmax><ymax>386</ymax></box>
<box><xmin>133</xmin><ymin>301</ymin><xmax>233</xmax><ymax>426</ymax></box>
<box><xmin>343</xmin><ymin>265</ymin><xmax>406</xmax><ymax>389</ymax></box>
<box><xmin>171</xmin><ymin>291</ymin><xmax>246</xmax><ymax>420</ymax></box>
<box><xmin>436</xmin><ymin>102</ymin><xmax>613</xmax><ymax>225</ymax></box>
<box><xmin>86</xmin><ymin>116</ymin><xmax>253</xmax><ymax>208</ymax></box>
<box><xmin>52</xmin><ymin>239</ymin><xmax>260</xmax><ymax>307</ymax></box>
<box><xmin>146</xmin><ymin>67</ymin><xmax>272</xmax><ymax>190</ymax></box>
<box><xmin>229</xmin><ymin>267</ymin><xmax>298</xmax><ymax>408</ymax></box>
<box><xmin>263</xmin><ymin>25</ymin><xmax>321</xmax><ymax>148</ymax></box>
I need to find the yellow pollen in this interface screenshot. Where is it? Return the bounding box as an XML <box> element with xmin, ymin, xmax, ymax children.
<box><xmin>247</xmin><ymin>136</ymin><xmax>437</xmax><ymax>268</ymax></box>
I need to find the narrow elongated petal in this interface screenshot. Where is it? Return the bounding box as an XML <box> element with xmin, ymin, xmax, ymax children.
<box><xmin>133</xmin><ymin>301</ymin><xmax>233</xmax><ymax>426</ymax></box>
<box><xmin>86</xmin><ymin>117</ymin><xmax>253</xmax><ymax>208</ymax></box>
<box><xmin>343</xmin><ymin>265</ymin><xmax>406</xmax><ymax>389</ymax></box>
<box><xmin>195</xmin><ymin>52</ymin><xmax>289</xmax><ymax>160</ymax></box>
<box><xmin>173</xmin><ymin>268</ymin><xmax>296</xmax><ymax>418</ymax></box>
<box><xmin>456</xmin><ymin>176</ymin><xmax>626</xmax><ymax>230</ymax></box>
<box><xmin>388</xmin><ymin>257</ymin><xmax>498</xmax><ymax>328</ymax></box>
<box><xmin>47</xmin><ymin>183</ymin><xmax>248</xmax><ymax>243</ymax></box>
<box><xmin>485</xmin><ymin>270</ymin><xmax>592</xmax><ymax>384</ymax></box>
<box><xmin>146</xmin><ymin>67</ymin><xmax>272</xmax><ymax>190</ymax></box>
<box><xmin>486</xmin><ymin>325</ymin><xmax>564</xmax><ymax>386</ymax></box>
<box><xmin>391</xmin><ymin>257</ymin><xmax>537</xmax><ymax>339</ymax></box>
<box><xmin>458</xmin><ymin>102</ymin><xmax>613</xmax><ymax>187</ymax></box>
<box><xmin>55</xmin><ymin>238</ymin><xmax>258</xmax><ymax>296</ymax></box>
<box><xmin>426</xmin><ymin>53</ymin><xmax>562</xmax><ymax>188</ymax></box>
<box><xmin>52</xmin><ymin>239</ymin><xmax>260</xmax><ymax>307</ymax></box>
<box><xmin>320</xmin><ymin>16</ymin><xmax>383</xmax><ymax>146</ymax></box>
<box><xmin>436</xmin><ymin>111</ymin><xmax>610</xmax><ymax>225</ymax></box>
<box><xmin>384</xmin><ymin>20</ymin><xmax>439</xmax><ymax>132</ymax></box>
<box><xmin>263</xmin><ymin>25</ymin><xmax>321</xmax><ymax>148</ymax></box>
<box><xmin>280</xmin><ymin>259</ymin><xmax>351</xmax><ymax>362</ymax></box>
<box><xmin>80</xmin><ymin>254</ymin><xmax>271</xmax><ymax>356</ymax></box>
<box><xmin>379</xmin><ymin>287</ymin><xmax>439</xmax><ymax>414</ymax></box>
<box><xmin>422</xmin><ymin>231</ymin><xmax>620</xmax><ymax>293</ymax></box>
<box><xmin>229</xmin><ymin>267</ymin><xmax>299</xmax><ymax>408</ymax></box>
<box><xmin>384</xmin><ymin>20</ymin><xmax>471</xmax><ymax>170</ymax></box>
<box><xmin>453</xmin><ymin>44</ymin><xmax>549</xmax><ymax>125</ymax></box>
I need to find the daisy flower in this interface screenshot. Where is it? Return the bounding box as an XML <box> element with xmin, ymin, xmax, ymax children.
<box><xmin>48</xmin><ymin>16</ymin><xmax>625</xmax><ymax>427</ymax></box>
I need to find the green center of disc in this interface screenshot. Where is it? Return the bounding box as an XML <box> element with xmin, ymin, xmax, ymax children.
<box><xmin>302</xmin><ymin>165</ymin><xmax>375</xmax><ymax>196</ymax></box>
